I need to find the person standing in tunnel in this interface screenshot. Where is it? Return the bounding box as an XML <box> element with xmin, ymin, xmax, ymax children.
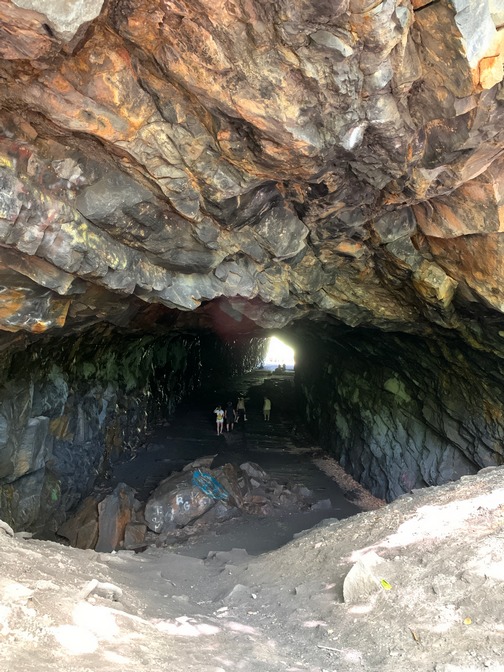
<box><xmin>236</xmin><ymin>394</ymin><xmax>246</xmax><ymax>425</ymax></box>
<box><xmin>225</xmin><ymin>401</ymin><xmax>236</xmax><ymax>432</ymax></box>
<box><xmin>214</xmin><ymin>404</ymin><xmax>225</xmax><ymax>435</ymax></box>
<box><xmin>263</xmin><ymin>395</ymin><xmax>271</xmax><ymax>421</ymax></box>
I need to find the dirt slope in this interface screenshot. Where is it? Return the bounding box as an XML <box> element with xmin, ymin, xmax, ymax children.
<box><xmin>2</xmin><ymin>466</ymin><xmax>504</xmax><ymax>671</ymax></box>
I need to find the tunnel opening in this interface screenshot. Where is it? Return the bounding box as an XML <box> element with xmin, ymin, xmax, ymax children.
<box><xmin>263</xmin><ymin>335</ymin><xmax>296</xmax><ymax>371</ymax></box>
<box><xmin>1</xmin><ymin>302</ymin><xmax>504</xmax><ymax>553</ymax></box>
<box><xmin>0</xmin><ymin>0</ymin><xmax>503</xmax><ymax>663</ymax></box>
<box><xmin>0</xmin><ymin>311</ymin><xmax>365</xmax><ymax>553</ymax></box>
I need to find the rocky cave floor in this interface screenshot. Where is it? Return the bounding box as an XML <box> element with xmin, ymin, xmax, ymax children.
<box><xmin>104</xmin><ymin>369</ymin><xmax>377</xmax><ymax>557</ymax></box>
<box><xmin>1</xmin><ymin>370</ymin><xmax>504</xmax><ymax>671</ymax></box>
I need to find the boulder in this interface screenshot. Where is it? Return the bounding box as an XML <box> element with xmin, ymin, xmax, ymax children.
<box><xmin>57</xmin><ymin>496</ymin><xmax>99</xmax><ymax>549</ymax></box>
<box><xmin>145</xmin><ymin>472</ymin><xmax>215</xmax><ymax>533</ymax></box>
<box><xmin>95</xmin><ymin>483</ymin><xmax>136</xmax><ymax>553</ymax></box>
<box><xmin>240</xmin><ymin>462</ymin><xmax>269</xmax><ymax>481</ymax></box>
<box><xmin>214</xmin><ymin>463</ymin><xmax>247</xmax><ymax>508</ymax></box>
<box><xmin>343</xmin><ymin>551</ymin><xmax>390</xmax><ymax>604</ymax></box>
<box><xmin>123</xmin><ymin>522</ymin><xmax>147</xmax><ymax>550</ymax></box>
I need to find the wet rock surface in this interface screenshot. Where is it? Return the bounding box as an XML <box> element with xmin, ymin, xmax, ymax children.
<box><xmin>295</xmin><ymin>325</ymin><xmax>504</xmax><ymax>501</ymax></box>
<box><xmin>0</xmin><ymin>327</ymin><xmax>205</xmax><ymax>533</ymax></box>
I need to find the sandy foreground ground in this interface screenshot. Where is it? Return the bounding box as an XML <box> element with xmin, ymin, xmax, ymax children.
<box><xmin>2</xmin><ymin>463</ymin><xmax>504</xmax><ymax>672</ymax></box>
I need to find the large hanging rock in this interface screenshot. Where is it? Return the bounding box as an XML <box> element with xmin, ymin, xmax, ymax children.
<box><xmin>11</xmin><ymin>0</ymin><xmax>105</xmax><ymax>42</ymax></box>
<box><xmin>0</xmin><ymin>0</ymin><xmax>501</xmax><ymax>339</ymax></box>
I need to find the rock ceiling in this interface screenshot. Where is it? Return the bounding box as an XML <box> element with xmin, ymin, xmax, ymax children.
<box><xmin>0</xmin><ymin>0</ymin><xmax>503</xmax><ymax>348</ymax></box>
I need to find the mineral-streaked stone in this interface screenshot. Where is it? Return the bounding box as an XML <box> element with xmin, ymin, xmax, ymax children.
<box><xmin>57</xmin><ymin>496</ymin><xmax>99</xmax><ymax>549</ymax></box>
<box><xmin>95</xmin><ymin>482</ymin><xmax>136</xmax><ymax>553</ymax></box>
<box><xmin>123</xmin><ymin>522</ymin><xmax>147</xmax><ymax>550</ymax></box>
<box><xmin>0</xmin><ymin>0</ymin><xmax>501</xmax><ymax>337</ymax></box>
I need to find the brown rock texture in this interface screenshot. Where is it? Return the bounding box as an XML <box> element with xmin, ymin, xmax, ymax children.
<box><xmin>0</xmin><ymin>0</ymin><xmax>502</xmax><ymax>343</ymax></box>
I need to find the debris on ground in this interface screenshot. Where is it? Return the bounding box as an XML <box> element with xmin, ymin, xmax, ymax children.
<box><xmin>1</xmin><ymin>467</ymin><xmax>504</xmax><ymax>671</ymax></box>
<box><xmin>145</xmin><ymin>458</ymin><xmax>315</xmax><ymax>539</ymax></box>
<box><xmin>313</xmin><ymin>455</ymin><xmax>386</xmax><ymax>511</ymax></box>
<box><xmin>59</xmin><ymin>458</ymin><xmax>318</xmax><ymax>552</ymax></box>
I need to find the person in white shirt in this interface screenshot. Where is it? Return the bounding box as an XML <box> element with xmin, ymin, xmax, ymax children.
<box><xmin>214</xmin><ymin>405</ymin><xmax>224</xmax><ymax>435</ymax></box>
<box><xmin>263</xmin><ymin>396</ymin><xmax>271</xmax><ymax>421</ymax></box>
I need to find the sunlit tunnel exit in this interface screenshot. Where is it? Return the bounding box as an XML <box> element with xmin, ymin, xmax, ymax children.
<box><xmin>263</xmin><ymin>336</ymin><xmax>295</xmax><ymax>370</ymax></box>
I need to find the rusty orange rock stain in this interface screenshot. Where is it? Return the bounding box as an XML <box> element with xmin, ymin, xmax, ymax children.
<box><xmin>479</xmin><ymin>55</ymin><xmax>503</xmax><ymax>90</ymax></box>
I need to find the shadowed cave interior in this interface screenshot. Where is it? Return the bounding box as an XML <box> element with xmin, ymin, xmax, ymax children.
<box><xmin>2</xmin><ymin>298</ymin><xmax>503</xmax><ymax>551</ymax></box>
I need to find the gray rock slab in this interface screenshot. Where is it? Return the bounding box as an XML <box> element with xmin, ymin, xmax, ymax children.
<box><xmin>343</xmin><ymin>551</ymin><xmax>390</xmax><ymax>604</ymax></box>
<box><xmin>12</xmin><ymin>0</ymin><xmax>105</xmax><ymax>41</ymax></box>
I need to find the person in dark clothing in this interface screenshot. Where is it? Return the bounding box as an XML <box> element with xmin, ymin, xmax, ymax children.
<box><xmin>225</xmin><ymin>401</ymin><xmax>236</xmax><ymax>432</ymax></box>
<box><xmin>236</xmin><ymin>395</ymin><xmax>246</xmax><ymax>424</ymax></box>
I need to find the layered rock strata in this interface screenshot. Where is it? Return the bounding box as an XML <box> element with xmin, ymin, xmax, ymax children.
<box><xmin>0</xmin><ymin>327</ymin><xmax>204</xmax><ymax>532</ymax></box>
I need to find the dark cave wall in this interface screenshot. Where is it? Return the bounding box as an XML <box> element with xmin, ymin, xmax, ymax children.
<box><xmin>0</xmin><ymin>326</ymin><xmax>202</xmax><ymax>533</ymax></box>
<box><xmin>294</xmin><ymin>325</ymin><xmax>504</xmax><ymax>502</ymax></box>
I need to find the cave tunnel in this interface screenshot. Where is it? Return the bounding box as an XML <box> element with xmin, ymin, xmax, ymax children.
<box><xmin>2</xmin><ymin>291</ymin><xmax>504</xmax><ymax>552</ymax></box>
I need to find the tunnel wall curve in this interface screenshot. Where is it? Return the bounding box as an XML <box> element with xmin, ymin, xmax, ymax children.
<box><xmin>0</xmin><ymin>325</ymin><xmax>203</xmax><ymax>535</ymax></box>
<box><xmin>293</xmin><ymin>324</ymin><xmax>504</xmax><ymax>502</ymax></box>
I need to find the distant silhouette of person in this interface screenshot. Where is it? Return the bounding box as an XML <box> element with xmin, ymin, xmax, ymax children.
<box><xmin>236</xmin><ymin>395</ymin><xmax>246</xmax><ymax>424</ymax></box>
<box><xmin>263</xmin><ymin>396</ymin><xmax>271</xmax><ymax>421</ymax></box>
<box><xmin>214</xmin><ymin>405</ymin><xmax>224</xmax><ymax>435</ymax></box>
<box><xmin>225</xmin><ymin>401</ymin><xmax>236</xmax><ymax>432</ymax></box>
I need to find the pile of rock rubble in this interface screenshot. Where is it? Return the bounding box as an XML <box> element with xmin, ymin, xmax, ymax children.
<box><xmin>58</xmin><ymin>457</ymin><xmax>317</xmax><ymax>552</ymax></box>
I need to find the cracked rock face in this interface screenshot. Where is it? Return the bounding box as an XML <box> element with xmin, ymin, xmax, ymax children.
<box><xmin>0</xmin><ymin>0</ymin><xmax>503</xmax><ymax>343</ymax></box>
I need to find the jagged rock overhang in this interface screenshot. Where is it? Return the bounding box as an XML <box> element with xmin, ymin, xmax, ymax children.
<box><xmin>0</xmin><ymin>0</ymin><xmax>503</xmax><ymax>350</ymax></box>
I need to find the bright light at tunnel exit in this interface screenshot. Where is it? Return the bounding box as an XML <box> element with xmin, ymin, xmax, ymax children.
<box><xmin>264</xmin><ymin>336</ymin><xmax>295</xmax><ymax>366</ymax></box>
